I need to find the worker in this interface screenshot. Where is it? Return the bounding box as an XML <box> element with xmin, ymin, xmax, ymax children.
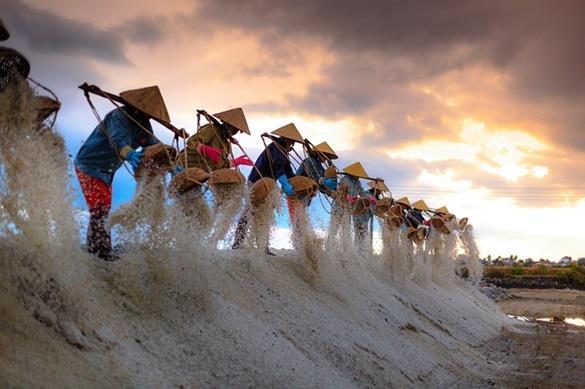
<box><xmin>366</xmin><ymin>179</ymin><xmax>390</xmax><ymax>251</ymax></box>
<box><xmin>75</xmin><ymin>86</ymin><xmax>168</xmax><ymax>261</ymax></box>
<box><xmin>328</xmin><ymin>162</ymin><xmax>371</xmax><ymax>252</ymax></box>
<box><xmin>175</xmin><ymin>107</ymin><xmax>253</xmax><ymax>172</ymax></box>
<box><xmin>297</xmin><ymin>141</ymin><xmax>338</xmax><ymax>196</ymax></box>
<box><xmin>232</xmin><ymin>123</ymin><xmax>304</xmax><ymax>254</ymax></box>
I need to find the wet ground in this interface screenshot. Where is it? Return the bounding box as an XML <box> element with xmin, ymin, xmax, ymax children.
<box><xmin>491</xmin><ymin>288</ymin><xmax>585</xmax><ymax>388</ymax></box>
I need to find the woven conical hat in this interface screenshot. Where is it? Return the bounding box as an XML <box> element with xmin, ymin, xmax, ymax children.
<box><xmin>120</xmin><ymin>86</ymin><xmax>170</xmax><ymax>123</ymax></box>
<box><xmin>214</xmin><ymin>107</ymin><xmax>250</xmax><ymax>135</ymax></box>
<box><xmin>396</xmin><ymin>197</ymin><xmax>411</xmax><ymax>207</ymax></box>
<box><xmin>271</xmin><ymin>123</ymin><xmax>304</xmax><ymax>143</ymax></box>
<box><xmin>343</xmin><ymin>162</ymin><xmax>368</xmax><ymax>178</ymax></box>
<box><xmin>436</xmin><ymin>206</ymin><xmax>450</xmax><ymax>214</ymax></box>
<box><xmin>313</xmin><ymin>142</ymin><xmax>338</xmax><ymax>159</ymax></box>
<box><xmin>412</xmin><ymin>199</ymin><xmax>429</xmax><ymax>211</ymax></box>
<box><xmin>367</xmin><ymin>180</ymin><xmax>389</xmax><ymax>192</ymax></box>
<box><xmin>0</xmin><ymin>19</ymin><xmax>9</xmax><ymax>41</ymax></box>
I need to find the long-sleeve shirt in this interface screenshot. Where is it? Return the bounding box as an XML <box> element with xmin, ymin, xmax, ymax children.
<box><xmin>74</xmin><ymin>108</ymin><xmax>157</xmax><ymax>185</ymax></box>
<box><xmin>175</xmin><ymin>123</ymin><xmax>232</xmax><ymax>172</ymax></box>
<box><xmin>248</xmin><ymin>142</ymin><xmax>294</xmax><ymax>184</ymax></box>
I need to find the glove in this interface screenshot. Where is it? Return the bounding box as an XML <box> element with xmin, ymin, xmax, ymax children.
<box><xmin>278</xmin><ymin>175</ymin><xmax>295</xmax><ymax>197</ymax></box>
<box><xmin>368</xmin><ymin>195</ymin><xmax>377</xmax><ymax>205</ymax></box>
<box><xmin>345</xmin><ymin>194</ymin><xmax>356</xmax><ymax>203</ymax></box>
<box><xmin>233</xmin><ymin>155</ymin><xmax>254</xmax><ymax>167</ymax></box>
<box><xmin>126</xmin><ymin>149</ymin><xmax>144</xmax><ymax>170</ymax></box>
<box><xmin>197</xmin><ymin>144</ymin><xmax>222</xmax><ymax>164</ymax></box>
<box><xmin>171</xmin><ymin>165</ymin><xmax>183</xmax><ymax>177</ymax></box>
<box><xmin>323</xmin><ymin>178</ymin><xmax>338</xmax><ymax>190</ymax></box>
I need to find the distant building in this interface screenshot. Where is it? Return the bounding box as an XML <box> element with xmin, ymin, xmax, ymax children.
<box><xmin>559</xmin><ymin>256</ymin><xmax>572</xmax><ymax>267</ymax></box>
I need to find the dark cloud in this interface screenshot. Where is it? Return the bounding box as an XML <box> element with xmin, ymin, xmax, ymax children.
<box><xmin>114</xmin><ymin>16</ymin><xmax>167</xmax><ymax>45</ymax></box>
<box><xmin>197</xmin><ymin>0</ymin><xmax>585</xmax><ymax>155</ymax></box>
<box><xmin>1</xmin><ymin>0</ymin><xmax>129</xmax><ymax>63</ymax></box>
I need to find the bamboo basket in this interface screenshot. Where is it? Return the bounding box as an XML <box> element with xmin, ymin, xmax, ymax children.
<box><xmin>430</xmin><ymin>215</ymin><xmax>451</xmax><ymax>235</ymax></box>
<box><xmin>288</xmin><ymin>176</ymin><xmax>318</xmax><ymax>199</ymax></box>
<box><xmin>385</xmin><ymin>214</ymin><xmax>403</xmax><ymax>230</ymax></box>
<box><xmin>169</xmin><ymin>167</ymin><xmax>209</xmax><ymax>195</ymax></box>
<box><xmin>351</xmin><ymin>197</ymin><xmax>370</xmax><ymax>216</ymax></box>
<box><xmin>135</xmin><ymin>144</ymin><xmax>177</xmax><ymax>178</ymax></box>
<box><xmin>209</xmin><ymin>168</ymin><xmax>245</xmax><ymax>186</ymax></box>
<box><xmin>249</xmin><ymin>177</ymin><xmax>276</xmax><ymax>206</ymax></box>
<box><xmin>324</xmin><ymin>165</ymin><xmax>336</xmax><ymax>179</ymax></box>
<box><xmin>374</xmin><ymin>197</ymin><xmax>393</xmax><ymax>217</ymax></box>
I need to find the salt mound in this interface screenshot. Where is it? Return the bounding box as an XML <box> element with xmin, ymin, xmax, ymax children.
<box><xmin>0</xmin><ymin>83</ymin><xmax>520</xmax><ymax>387</ymax></box>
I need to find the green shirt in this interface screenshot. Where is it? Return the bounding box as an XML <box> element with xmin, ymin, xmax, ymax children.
<box><xmin>176</xmin><ymin>123</ymin><xmax>232</xmax><ymax>172</ymax></box>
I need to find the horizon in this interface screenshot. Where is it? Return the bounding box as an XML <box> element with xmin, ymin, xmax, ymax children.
<box><xmin>3</xmin><ymin>0</ymin><xmax>585</xmax><ymax>258</ymax></box>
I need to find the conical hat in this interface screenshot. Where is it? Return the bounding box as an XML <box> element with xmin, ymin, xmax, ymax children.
<box><xmin>313</xmin><ymin>142</ymin><xmax>338</xmax><ymax>159</ymax></box>
<box><xmin>271</xmin><ymin>123</ymin><xmax>304</xmax><ymax>143</ymax></box>
<box><xmin>119</xmin><ymin>86</ymin><xmax>170</xmax><ymax>123</ymax></box>
<box><xmin>412</xmin><ymin>199</ymin><xmax>429</xmax><ymax>211</ymax></box>
<box><xmin>367</xmin><ymin>180</ymin><xmax>389</xmax><ymax>192</ymax></box>
<box><xmin>0</xmin><ymin>19</ymin><xmax>9</xmax><ymax>41</ymax></box>
<box><xmin>343</xmin><ymin>162</ymin><xmax>368</xmax><ymax>178</ymax></box>
<box><xmin>214</xmin><ymin>107</ymin><xmax>250</xmax><ymax>135</ymax></box>
<box><xmin>436</xmin><ymin>206</ymin><xmax>450</xmax><ymax>214</ymax></box>
<box><xmin>396</xmin><ymin>197</ymin><xmax>411</xmax><ymax>207</ymax></box>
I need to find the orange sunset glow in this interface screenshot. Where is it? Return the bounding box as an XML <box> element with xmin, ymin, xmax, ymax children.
<box><xmin>4</xmin><ymin>0</ymin><xmax>584</xmax><ymax>259</ymax></box>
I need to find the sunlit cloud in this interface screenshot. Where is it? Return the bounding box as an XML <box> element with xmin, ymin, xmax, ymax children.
<box><xmin>387</xmin><ymin>119</ymin><xmax>549</xmax><ymax>182</ymax></box>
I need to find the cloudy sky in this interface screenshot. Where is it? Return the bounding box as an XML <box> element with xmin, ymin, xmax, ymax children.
<box><xmin>3</xmin><ymin>0</ymin><xmax>585</xmax><ymax>259</ymax></box>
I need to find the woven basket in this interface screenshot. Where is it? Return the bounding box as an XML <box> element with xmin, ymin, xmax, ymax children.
<box><xmin>135</xmin><ymin>144</ymin><xmax>177</xmax><ymax>178</ymax></box>
<box><xmin>413</xmin><ymin>227</ymin><xmax>427</xmax><ymax>244</ymax></box>
<box><xmin>430</xmin><ymin>215</ymin><xmax>451</xmax><ymax>235</ymax></box>
<box><xmin>249</xmin><ymin>177</ymin><xmax>276</xmax><ymax>206</ymax></box>
<box><xmin>407</xmin><ymin>226</ymin><xmax>418</xmax><ymax>240</ymax></box>
<box><xmin>209</xmin><ymin>168</ymin><xmax>245</xmax><ymax>186</ymax></box>
<box><xmin>331</xmin><ymin>181</ymin><xmax>348</xmax><ymax>205</ymax></box>
<box><xmin>0</xmin><ymin>47</ymin><xmax>30</xmax><ymax>91</ymax></box>
<box><xmin>385</xmin><ymin>214</ymin><xmax>402</xmax><ymax>230</ymax></box>
<box><xmin>458</xmin><ymin>217</ymin><xmax>468</xmax><ymax>230</ymax></box>
<box><xmin>389</xmin><ymin>203</ymin><xmax>403</xmax><ymax>217</ymax></box>
<box><xmin>169</xmin><ymin>167</ymin><xmax>209</xmax><ymax>195</ymax></box>
<box><xmin>35</xmin><ymin>95</ymin><xmax>60</xmax><ymax>123</ymax></box>
<box><xmin>374</xmin><ymin>197</ymin><xmax>393</xmax><ymax>217</ymax></box>
<box><xmin>324</xmin><ymin>165</ymin><xmax>336</xmax><ymax>179</ymax></box>
<box><xmin>288</xmin><ymin>176</ymin><xmax>318</xmax><ymax>199</ymax></box>
<box><xmin>351</xmin><ymin>197</ymin><xmax>370</xmax><ymax>216</ymax></box>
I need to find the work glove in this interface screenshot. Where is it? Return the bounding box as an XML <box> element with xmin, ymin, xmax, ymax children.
<box><xmin>171</xmin><ymin>165</ymin><xmax>183</xmax><ymax>177</ymax></box>
<box><xmin>197</xmin><ymin>144</ymin><xmax>222</xmax><ymax>164</ymax></box>
<box><xmin>232</xmin><ymin>155</ymin><xmax>254</xmax><ymax>167</ymax></box>
<box><xmin>323</xmin><ymin>178</ymin><xmax>338</xmax><ymax>191</ymax></box>
<box><xmin>278</xmin><ymin>175</ymin><xmax>295</xmax><ymax>197</ymax></box>
<box><xmin>125</xmin><ymin>149</ymin><xmax>144</xmax><ymax>170</ymax></box>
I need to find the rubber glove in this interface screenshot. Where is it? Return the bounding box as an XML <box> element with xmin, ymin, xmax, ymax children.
<box><xmin>233</xmin><ymin>155</ymin><xmax>254</xmax><ymax>167</ymax></box>
<box><xmin>197</xmin><ymin>144</ymin><xmax>222</xmax><ymax>164</ymax></box>
<box><xmin>171</xmin><ymin>165</ymin><xmax>183</xmax><ymax>177</ymax></box>
<box><xmin>278</xmin><ymin>175</ymin><xmax>295</xmax><ymax>197</ymax></box>
<box><xmin>126</xmin><ymin>149</ymin><xmax>144</xmax><ymax>170</ymax></box>
<box><xmin>323</xmin><ymin>178</ymin><xmax>338</xmax><ymax>191</ymax></box>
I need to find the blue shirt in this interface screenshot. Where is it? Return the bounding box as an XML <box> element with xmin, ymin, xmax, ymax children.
<box><xmin>74</xmin><ymin>108</ymin><xmax>157</xmax><ymax>185</ymax></box>
<box><xmin>248</xmin><ymin>142</ymin><xmax>294</xmax><ymax>184</ymax></box>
